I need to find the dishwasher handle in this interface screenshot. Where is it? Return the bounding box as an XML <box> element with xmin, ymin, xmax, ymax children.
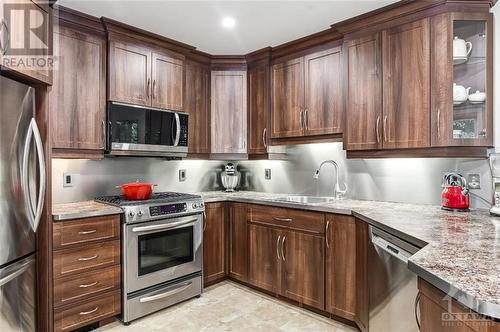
<box><xmin>371</xmin><ymin>232</ymin><xmax>413</xmax><ymax>264</ymax></box>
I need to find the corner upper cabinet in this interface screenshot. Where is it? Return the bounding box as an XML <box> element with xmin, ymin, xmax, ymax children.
<box><xmin>431</xmin><ymin>12</ymin><xmax>493</xmax><ymax>148</ymax></box>
<box><xmin>248</xmin><ymin>63</ymin><xmax>269</xmax><ymax>154</ymax></box>
<box><xmin>345</xmin><ymin>33</ymin><xmax>383</xmax><ymax>151</ymax></box>
<box><xmin>108</xmin><ymin>40</ymin><xmax>185</xmax><ymax>110</ymax></box>
<box><xmin>382</xmin><ymin>18</ymin><xmax>431</xmax><ymax>149</ymax></box>
<box><xmin>211</xmin><ymin>70</ymin><xmax>247</xmax><ymax>155</ymax></box>
<box><xmin>50</xmin><ymin>21</ymin><xmax>106</xmax><ymax>156</ymax></box>
<box><xmin>108</xmin><ymin>41</ymin><xmax>151</xmax><ymax>107</ymax></box>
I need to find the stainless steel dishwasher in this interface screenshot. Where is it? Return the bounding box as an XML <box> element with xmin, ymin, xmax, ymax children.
<box><xmin>369</xmin><ymin>225</ymin><xmax>421</xmax><ymax>332</ymax></box>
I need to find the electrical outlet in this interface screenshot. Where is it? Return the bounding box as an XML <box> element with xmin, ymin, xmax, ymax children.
<box><xmin>468</xmin><ymin>173</ymin><xmax>481</xmax><ymax>189</ymax></box>
<box><xmin>63</xmin><ymin>173</ymin><xmax>74</xmax><ymax>187</ymax></box>
<box><xmin>265</xmin><ymin>168</ymin><xmax>271</xmax><ymax>180</ymax></box>
<box><xmin>179</xmin><ymin>169</ymin><xmax>186</xmax><ymax>182</ymax></box>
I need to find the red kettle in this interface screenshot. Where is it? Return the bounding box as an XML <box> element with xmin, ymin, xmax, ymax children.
<box><xmin>441</xmin><ymin>173</ymin><xmax>469</xmax><ymax>211</ymax></box>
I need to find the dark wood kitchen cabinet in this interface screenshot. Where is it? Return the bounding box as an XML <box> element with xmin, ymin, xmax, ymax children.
<box><xmin>247</xmin><ymin>204</ymin><xmax>326</xmax><ymax>310</ymax></box>
<box><xmin>203</xmin><ymin>202</ymin><xmax>226</xmax><ymax>286</ymax></box>
<box><xmin>210</xmin><ymin>70</ymin><xmax>247</xmax><ymax>156</ymax></box>
<box><xmin>185</xmin><ymin>60</ymin><xmax>210</xmax><ymax>155</ymax></box>
<box><xmin>108</xmin><ymin>40</ymin><xmax>185</xmax><ymax>111</ymax></box>
<box><xmin>228</xmin><ymin>203</ymin><xmax>249</xmax><ymax>283</ymax></box>
<box><xmin>382</xmin><ymin>18</ymin><xmax>430</xmax><ymax>149</ymax></box>
<box><xmin>325</xmin><ymin>214</ymin><xmax>357</xmax><ymax>321</ymax></box>
<box><xmin>248</xmin><ymin>62</ymin><xmax>269</xmax><ymax>154</ymax></box>
<box><xmin>271</xmin><ymin>46</ymin><xmax>343</xmax><ymax>142</ymax></box>
<box><xmin>344</xmin><ymin>33</ymin><xmax>383</xmax><ymax>151</ymax></box>
<box><xmin>50</xmin><ymin>22</ymin><xmax>106</xmax><ymax>156</ymax></box>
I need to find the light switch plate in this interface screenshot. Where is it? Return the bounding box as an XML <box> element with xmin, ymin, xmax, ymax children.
<box><xmin>63</xmin><ymin>173</ymin><xmax>74</xmax><ymax>187</ymax></box>
<box><xmin>265</xmin><ymin>168</ymin><xmax>271</xmax><ymax>180</ymax></box>
<box><xmin>179</xmin><ymin>169</ymin><xmax>186</xmax><ymax>182</ymax></box>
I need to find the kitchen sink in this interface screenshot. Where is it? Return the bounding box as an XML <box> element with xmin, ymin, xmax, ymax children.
<box><xmin>274</xmin><ymin>195</ymin><xmax>336</xmax><ymax>204</ymax></box>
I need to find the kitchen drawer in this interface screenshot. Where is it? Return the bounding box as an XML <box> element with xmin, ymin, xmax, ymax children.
<box><xmin>53</xmin><ymin>215</ymin><xmax>120</xmax><ymax>249</ymax></box>
<box><xmin>53</xmin><ymin>240</ymin><xmax>120</xmax><ymax>279</ymax></box>
<box><xmin>54</xmin><ymin>290</ymin><xmax>121</xmax><ymax>332</ymax></box>
<box><xmin>54</xmin><ymin>265</ymin><xmax>120</xmax><ymax>308</ymax></box>
<box><xmin>248</xmin><ymin>205</ymin><xmax>325</xmax><ymax>234</ymax></box>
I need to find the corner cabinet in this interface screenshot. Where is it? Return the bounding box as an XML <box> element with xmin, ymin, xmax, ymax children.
<box><xmin>203</xmin><ymin>202</ymin><xmax>226</xmax><ymax>286</ymax></box>
<box><xmin>345</xmin><ymin>11</ymin><xmax>493</xmax><ymax>158</ymax></box>
<box><xmin>271</xmin><ymin>46</ymin><xmax>343</xmax><ymax>142</ymax></box>
<box><xmin>108</xmin><ymin>40</ymin><xmax>185</xmax><ymax>111</ymax></box>
<box><xmin>210</xmin><ymin>70</ymin><xmax>247</xmax><ymax>156</ymax></box>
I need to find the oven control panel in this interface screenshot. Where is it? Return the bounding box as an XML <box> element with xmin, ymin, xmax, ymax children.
<box><xmin>149</xmin><ymin>203</ymin><xmax>187</xmax><ymax>217</ymax></box>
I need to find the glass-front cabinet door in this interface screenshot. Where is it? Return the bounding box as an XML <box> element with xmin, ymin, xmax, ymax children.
<box><xmin>431</xmin><ymin>12</ymin><xmax>493</xmax><ymax>148</ymax></box>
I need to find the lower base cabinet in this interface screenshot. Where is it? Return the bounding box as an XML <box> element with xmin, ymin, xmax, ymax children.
<box><xmin>228</xmin><ymin>203</ymin><xmax>249</xmax><ymax>282</ymax></box>
<box><xmin>248</xmin><ymin>224</ymin><xmax>281</xmax><ymax>293</ymax></box>
<box><xmin>203</xmin><ymin>203</ymin><xmax>226</xmax><ymax>285</ymax></box>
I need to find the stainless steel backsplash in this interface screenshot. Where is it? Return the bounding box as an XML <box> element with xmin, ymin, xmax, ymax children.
<box><xmin>52</xmin><ymin>143</ymin><xmax>493</xmax><ymax>209</ymax></box>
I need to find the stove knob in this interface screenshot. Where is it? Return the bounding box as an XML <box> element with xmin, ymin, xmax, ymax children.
<box><xmin>128</xmin><ymin>211</ymin><xmax>135</xmax><ymax>218</ymax></box>
<box><xmin>137</xmin><ymin>210</ymin><xmax>144</xmax><ymax>217</ymax></box>
<box><xmin>192</xmin><ymin>203</ymin><xmax>199</xmax><ymax>209</ymax></box>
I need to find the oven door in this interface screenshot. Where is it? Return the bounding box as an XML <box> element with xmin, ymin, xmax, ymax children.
<box><xmin>124</xmin><ymin>214</ymin><xmax>202</xmax><ymax>294</ymax></box>
<box><xmin>108</xmin><ymin>102</ymin><xmax>188</xmax><ymax>157</ymax></box>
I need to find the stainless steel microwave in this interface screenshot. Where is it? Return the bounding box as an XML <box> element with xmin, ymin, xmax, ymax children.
<box><xmin>107</xmin><ymin>102</ymin><xmax>188</xmax><ymax>158</ymax></box>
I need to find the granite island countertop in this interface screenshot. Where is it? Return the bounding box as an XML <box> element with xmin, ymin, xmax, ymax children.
<box><xmin>52</xmin><ymin>191</ymin><xmax>500</xmax><ymax>319</ymax></box>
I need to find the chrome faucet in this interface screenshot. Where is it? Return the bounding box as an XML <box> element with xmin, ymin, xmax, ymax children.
<box><xmin>313</xmin><ymin>160</ymin><xmax>348</xmax><ymax>200</ymax></box>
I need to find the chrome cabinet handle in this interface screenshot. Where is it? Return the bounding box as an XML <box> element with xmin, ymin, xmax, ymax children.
<box><xmin>78</xmin><ymin>230</ymin><xmax>97</xmax><ymax>235</ymax></box>
<box><xmin>415</xmin><ymin>292</ymin><xmax>422</xmax><ymax>331</ymax></box>
<box><xmin>132</xmin><ymin>218</ymin><xmax>197</xmax><ymax>233</ymax></box>
<box><xmin>0</xmin><ymin>19</ymin><xmax>10</xmax><ymax>55</ymax></box>
<box><xmin>276</xmin><ymin>235</ymin><xmax>281</xmax><ymax>260</ymax></box>
<box><xmin>326</xmin><ymin>220</ymin><xmax>331</xmax><ymax>249</ymax></box>
<box><xmin>273</xmin><ymin>217</ymin><xmax>292</xmax><ymax>223</ymax></box>
<box><xmin>146</xmin><ymin>78</ymin><xmax>151</xmax><ymax>97</ymax></box>
<box><xmin>78</xmin><ymin>254</ymin><xmax>98</xmax><ymax>261</ymax></box>
<box><xmin>152</xmin><ymin>79</ymin><xmax>156</xmax><ymax>99</ymax></box>
<box><xmin>203</xmin><ymin>212</ymin><xmax>207</xmax><ymax>232</ymax></box>
<box><xmin>437</xmin><ymin>109</ymin><xmax>441</xmax><ymax>139</ymax></box>
<box><xmin>79</xmin><ymin>281</ymin><xmax>98</xmax><ymax>288</ymax></box>
<box><xmin>383</xmin><ymin>115</ymin><xmax>388</xmax><ymax>142</ymax></box>
<box><xmin>22</xmin><ymin>119</ymin><xmax>46</xmax><ymax>233</ymax></box>
<box><xmin>262</xmin><ymin>128</ymin><xmax>267</xmax><ymax>148</ymax></box>
<box><xmin>376</xmin><ymin>116</ymin><xmax>381</xmax><ymax>143</ymax></box>
<box><xmin>80</xmin><ymin>307</ymin><xmax>99</xmax><ymax>315</ymax></box>
<box><xmin>139</xmin><ymin>282</ymin><xmax>192</xmax><ymax>303</ymax></box>
<box><xmin>299</xmin><ymin>110</ymin><xmax>304</xmax><ymax>129</ymax></box>
<box><xmin>304</xmin><ymin>109</ymin><xmax>308</xmax><ymax>130</ymax></box>
<box><xmin>281</xmin><ymin>236</ymin><xmax>286</xmax><ymax>261</ymax></box>
<box><xmin>173</xmin><ymin>113</ymin><xmax>181</xmax><ymax>146</ymax></box>
<box><xmin>101</xmin><ymin>120</ymin><xmax>106</xmax><ymax>149</ymax></box>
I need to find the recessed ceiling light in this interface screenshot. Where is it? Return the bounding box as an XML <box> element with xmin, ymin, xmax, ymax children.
<box><xmin>221</xmin><ymin>17</ymin><xmax>236</xmax><ymax>29</ymax></box>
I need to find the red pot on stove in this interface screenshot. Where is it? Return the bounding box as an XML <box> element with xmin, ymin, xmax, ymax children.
<box><xmin>117</xmin><ymin>182</ymin><xmax>157</xmax><ymax>200</ymax></box>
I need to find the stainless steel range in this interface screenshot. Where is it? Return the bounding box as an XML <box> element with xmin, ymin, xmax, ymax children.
<box><xmin>95</xmin><ymin>192</ymin><xmax>204</xmax><ymax>324</ymax></box>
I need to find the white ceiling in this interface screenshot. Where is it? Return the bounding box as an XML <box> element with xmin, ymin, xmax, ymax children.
<box><xmin>57</xmin><ymin>0</ymin><xmax>398</xmax><ymax>54</ymax></box>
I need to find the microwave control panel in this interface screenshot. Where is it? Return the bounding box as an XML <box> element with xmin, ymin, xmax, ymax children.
<box><xmin>178</xmin><ymin>114</ymin><xmax>188</xmax><ymax>147</ymax></box>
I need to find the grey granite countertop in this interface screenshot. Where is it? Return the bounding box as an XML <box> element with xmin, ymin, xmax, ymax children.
<box><xmin>52</xmin><ymin>201</ymin><xmax>123</xmax><ymax>221</ymax></box>
<box><xmin>198</xmin><ymin>191</ymin><xmax>500</xmax><ymax>319</ymax></box>
<box><xmin>52</xmin><ymin>191</ymin><xmax>500</xmax><ymax>318</ymax></box>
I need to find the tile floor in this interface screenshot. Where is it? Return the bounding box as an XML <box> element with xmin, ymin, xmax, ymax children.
<box><xmin>97</xmin><ymin>281</ymin><xmax>357</xmax><ymax>332</ymax></box>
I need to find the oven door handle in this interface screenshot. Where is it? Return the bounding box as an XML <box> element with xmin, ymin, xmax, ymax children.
<box><xmin>131</xmin><ymin>218</ymin><xmax>198</xmax><ymax>233</ymax></box>
<box><xmin>139</xmin><ymin>281</ymin><xmax>192</xmax><ymax>303</ymax></box>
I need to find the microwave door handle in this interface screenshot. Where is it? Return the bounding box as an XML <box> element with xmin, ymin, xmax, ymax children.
<box><xmin>173</xmin><ymin>113</ymin><xmax>181</xmax><ymax>146</ymax></box>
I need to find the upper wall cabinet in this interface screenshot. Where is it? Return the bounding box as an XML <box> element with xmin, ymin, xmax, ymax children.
<box><xmin>211</xmin><ymin>70</ymin><xmax>247</xmax><ymax>156</ymax></box>
<box><xmin>431</xmin><ymin>12</ymin><xmax>493</xmax><ymax>148</ymax></box>
<box><xmin>0</xmin><ymin>0</ymin><xmax>52</xmax><ymax>84</ymax></box>
<box><xmin>108</xmin><ymin>40</ymin><xmax>185</xmax><ymax>111</ymax></box>
<box><xmin>50</xmin><ymin>21</ymin><xmax>106</xmax><ymax>158</ymax></box>
<box><xmin>271</xmin><ymin>46</ymin><xmax>343</xmax><ymax>142</ymax></box>
<box><xmin>185</xmin><ymin>60</ymin><xmax>210</xmax><ymax>155</ymax></box>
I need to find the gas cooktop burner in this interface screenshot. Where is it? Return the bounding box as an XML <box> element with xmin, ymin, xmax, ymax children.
<box><xmin>95</xmin><ymin>192</ymin><xmax>201</xmax><ymax>207</ymax></box>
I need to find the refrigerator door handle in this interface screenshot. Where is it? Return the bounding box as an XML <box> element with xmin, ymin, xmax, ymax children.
<box><xmin>0</xmin><ymin>257</ymin><xmax>34</xmax><ymax>287</ymax></box>
<box><xmin>22</xmin><ymin>118</ymin><xmax>46</xmax><ymax>233</ymax></box>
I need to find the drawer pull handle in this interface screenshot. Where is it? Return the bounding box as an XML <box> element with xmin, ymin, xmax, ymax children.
<box><xmin>78</xmin><ymin>255</ymin><xmax>98</xmax><ymax>261</ymax></box>
<box><xmin>79</xmin><ymin>307</ymin><xmax>99</xmax><ymax>315</ymax></box>
<box><xmin>79</xmin><ymin>281</ymin><xmax>98</xmax><ymax>288</ymax></box>
<box><xmin>78</xmin><ymin>230</ymin><xmax>97</xmax><ymax>235</ymax></box>
<box><xmin>273</xmin><ymin>217</ymin><xmax>292</xmax><ymax>222</ymax></box>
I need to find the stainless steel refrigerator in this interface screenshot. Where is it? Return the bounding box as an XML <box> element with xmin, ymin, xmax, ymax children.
<box><xmin>0</xmin><ymin>75</ymin><xmax>46</xmax><ymax>331</ymax></box>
